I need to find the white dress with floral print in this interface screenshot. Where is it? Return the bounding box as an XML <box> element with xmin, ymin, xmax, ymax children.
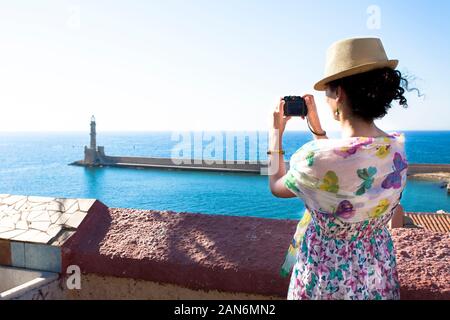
<box><xmin>281</xmin><ymin>133</ymin><xmax>407</xmax><ymax>300</ymax></box>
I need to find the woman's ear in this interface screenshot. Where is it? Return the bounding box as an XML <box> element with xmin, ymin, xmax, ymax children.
<box><xmin>335</xmin><ymin>86</ymin><xmax>342</xmax><ymax>103</ymax></box>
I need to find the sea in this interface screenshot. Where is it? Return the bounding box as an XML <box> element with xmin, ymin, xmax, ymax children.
<box><xmin>0</xmin><ymin>131</ymin><xmax>449</xmax><ymax>220</ymax></box>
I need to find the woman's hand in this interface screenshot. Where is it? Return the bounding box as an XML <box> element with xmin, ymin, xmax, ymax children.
<box><xmin>303</xmin><ymin>94</ymin><xmax>319</xmax><ymax>121</ymax></box>
<box><xmin>272</xmin><ymin>97</ymin><xmax>292</xmax><ymax>135</ymax></box>
<box><xmin>303</xmin><ymin>94</ymin><xmax>325</xmax><ymax>135</ymax></box>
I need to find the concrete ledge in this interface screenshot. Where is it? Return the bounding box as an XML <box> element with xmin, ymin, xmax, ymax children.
<box><xmin>63</xmin><ymin>274</ymin><xmax>280</xmax><ymax>300</ymax></box>
<box><xmin>0</xmin><ymin>266</ymin><xmax>59</xmax><ymax>300</ymax></box>
<box><xmin>62</xmin><ymin>208</ymin><xmax>294</xmax><ymax>297</ymax></box>
<box><xmin>61</xmin><ymin>206</ymin><xmax>450</xmax><ymax>300</ymax></box>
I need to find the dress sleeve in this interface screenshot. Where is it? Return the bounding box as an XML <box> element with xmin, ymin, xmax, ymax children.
<box><xmin>284</xmin><ymin>143</ymin><xmax>318</xmax><ymax>199</ymax></box>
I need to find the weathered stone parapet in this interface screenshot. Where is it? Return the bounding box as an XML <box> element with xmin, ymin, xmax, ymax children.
<box><xmin>61</xmin><ymin>208</ymin><xmax>294</xmax><ymax>298</ymax></box>
<box><xmin>1</xmin><ymin>195</ymin><xmax>448</xmax><ymax>299</ymax></box>
<box><xmin>61</xmin><ymin>206</ymin><xmax>450</xmax><ymax>300</ymax></box>
<box><xmin>392</xmin><ymin>228</ymin><xmax>450</xmax><ymax>300</ymax></box>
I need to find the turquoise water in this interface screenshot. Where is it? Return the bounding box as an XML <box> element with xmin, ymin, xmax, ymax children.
<box><xmin>0</xmin><ymin>131</ymin><xmax>449</xmax><ymax>220</ymax></box>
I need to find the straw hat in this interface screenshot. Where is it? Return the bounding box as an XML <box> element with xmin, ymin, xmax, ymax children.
<box><xmin>314</xmin><ymin>37</ymin><xmax>398</xmax><ymax>91</ymax></box>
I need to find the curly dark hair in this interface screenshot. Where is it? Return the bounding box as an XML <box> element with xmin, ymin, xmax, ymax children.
<box><xmin>327</xmin><ymin>67</ymin><xmax>418</xmax><ymax>122</ymax></box>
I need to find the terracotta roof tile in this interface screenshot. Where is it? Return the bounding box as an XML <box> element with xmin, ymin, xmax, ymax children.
<box><xmin>405</xmin><ymin>213</ymin><xmax>450</xmax><ymax>233</ymax></box>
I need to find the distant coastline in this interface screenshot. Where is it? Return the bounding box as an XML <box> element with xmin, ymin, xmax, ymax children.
<box><xmin>408</xmin><ymin>172</ymin><xmax>450</xmax><ymax>182</ymax></box>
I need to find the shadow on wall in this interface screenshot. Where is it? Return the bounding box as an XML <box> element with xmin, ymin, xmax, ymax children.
<box><xmin>61</xmin><ymin>204</ymin><xmax>296</xmax><ymax>297</ymax></box>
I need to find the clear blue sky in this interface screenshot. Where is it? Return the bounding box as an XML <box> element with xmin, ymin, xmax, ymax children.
<box><xmin>0</xmin><ymin>0</ymin><xmax>449</xmax><ymax>131</ymax></box>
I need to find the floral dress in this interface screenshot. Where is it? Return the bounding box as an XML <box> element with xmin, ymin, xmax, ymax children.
<box><xmin>281</xmin><ymin>133</ymin><xmax>407</xmax><ymax>300</ymax></box>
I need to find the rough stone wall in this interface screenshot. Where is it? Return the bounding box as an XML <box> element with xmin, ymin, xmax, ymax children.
<box><xmin>61</xmin><ymin>207</ymin><xmax>450</xmax><ymax>300</ymax></box>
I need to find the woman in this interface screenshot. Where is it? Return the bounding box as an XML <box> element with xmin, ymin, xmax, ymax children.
<box><xmin>269</xmin><ymin>37</ymin><xmax>412</xmax><ymax>300</ymax></box>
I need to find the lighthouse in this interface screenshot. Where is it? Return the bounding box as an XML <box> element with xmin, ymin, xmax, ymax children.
<box><xmin>84</xmin><ymin>115</ymin><xmax>104</xmax><ymax>165</ymax></box>
<box><xmin>90</xmin><ymin>115</ymin><xmax>97</xmax><ymax>150</ymax></box>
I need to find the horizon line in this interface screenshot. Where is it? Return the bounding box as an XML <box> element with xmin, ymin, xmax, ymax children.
<box><xmin>1</xmin><ymin>129</ymin><xmax>449</xmax><ymax>133</ymax></box>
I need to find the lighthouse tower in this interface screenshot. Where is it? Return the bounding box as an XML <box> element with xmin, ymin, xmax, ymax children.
<box><xmin>90</xmin><ymin>115</ymin><xmax>97</xmax><ymax>150</ymax></box>
<box><xmin>84</xmin><ymin>115</ymin><xmax>104</xmax><ymax>165</ymax></box>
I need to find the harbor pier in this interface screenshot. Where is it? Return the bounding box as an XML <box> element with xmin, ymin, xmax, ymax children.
<box><xmin>70</xmin><ymin>117</ymin><xmax>450</xmax><ymax>178</ymax></box>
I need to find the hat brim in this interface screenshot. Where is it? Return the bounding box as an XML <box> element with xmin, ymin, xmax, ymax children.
<box><xmin>313</xmin><ymin>60</ymin><xmax>399</xmax><ymax>91</ymax></box>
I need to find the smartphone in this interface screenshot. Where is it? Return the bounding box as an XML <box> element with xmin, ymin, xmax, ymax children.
<box><xmin>283</xmin><ymin>96</ymin><xmax>308</xmax><ymax>117</ymax></box>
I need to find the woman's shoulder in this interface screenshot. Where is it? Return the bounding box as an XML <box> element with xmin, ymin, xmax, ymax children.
<box><xmin>289</xmin><ymin>140</ymin><xmax>324</xmax><ymax>161</ymax></box>
<box><xmin>289</xmin><ymin>132</ymin><xmax>406</xmax><ymax>165</ymax></box>
<box><xmin>288</xmin><ymin>139</ymin><xmax>338</xmax><ymax>170</ymax></box>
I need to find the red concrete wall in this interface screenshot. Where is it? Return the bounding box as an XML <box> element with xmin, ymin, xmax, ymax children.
<box><xmin>61</xmin><ymin>205</ymin><xmax>450</xmax><ymax>300</ymax></box>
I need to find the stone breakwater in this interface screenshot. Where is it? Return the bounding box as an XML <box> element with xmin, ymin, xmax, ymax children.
<box><xmin>408</xmin><ymin>172</ymin><xmax>450</xmax><ymax>182</ymax></box>
<box><xmin>76</xmin><ymin>124</ymin><xmax>450</xmax><ymax>178</ymax></box>
<box><xmin>71</xmin><ymin>152</ymin><xmax>450</xmax><ymax>178</ymax></box>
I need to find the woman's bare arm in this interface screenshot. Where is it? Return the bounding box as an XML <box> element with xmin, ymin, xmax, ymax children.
<box><xmin>268</xmin><ymin>128</ymin><xmax>296</xmax><ymax>198</ymax></box>
<box><xmin>269</xmin><ymin>95</ymin><xmax>327</xmax><ymax>198</ymax></box>
<box><xmin>268</xmin><ymin>98</ymin><xmax>296</xmax><ymax>198</ymax></box>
